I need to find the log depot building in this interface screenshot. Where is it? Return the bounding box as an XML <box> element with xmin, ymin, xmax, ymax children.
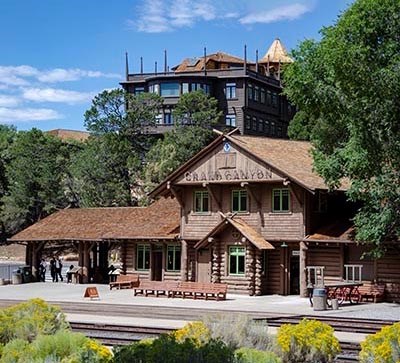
<box><xmin>10</xmin><ymin>132</ymin><xmax>400</xmax><ymax>301</ymax></box>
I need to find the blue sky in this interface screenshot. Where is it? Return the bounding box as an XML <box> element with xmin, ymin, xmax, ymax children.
<box><xmin>0</xmin><ymin>0</ymin><xmax>352</xmax><ymax>131</ymax></box>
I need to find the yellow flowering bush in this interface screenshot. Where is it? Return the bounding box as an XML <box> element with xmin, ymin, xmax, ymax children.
<box><xmin>359</xmin><ymin>322</ymin><xmax>400</xmax><ymax>363</ymax></box>
<box><xmin>276</xmin><ymin>318</ymin><xmax>340</xmax><ymax>363</ymax></box>
<box><xmin>173</xmin><ymin>321</ymin><xmax>211</xmax><ymax>347</ymax></box>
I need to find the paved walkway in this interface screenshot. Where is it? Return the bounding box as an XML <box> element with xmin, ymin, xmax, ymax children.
<box><xmin>1</xmin><ymin>282</ymin><xmax>399</xmax><ymax>344</ymax></box>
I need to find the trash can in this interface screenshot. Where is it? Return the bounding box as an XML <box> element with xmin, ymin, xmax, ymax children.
<box><xmin>313</xmin><ymin>288</ymin><xmax>327</xmax><ymax>311</ymax></box>
<box><xmin>18</xmin><ymin>265</ymin><xmax>32</xmax><ymax>283</ymax></box>
<box><xmin>12</xmin><ymin>269</ymin><xmax>23</xmax><ymax>285</ymax></box>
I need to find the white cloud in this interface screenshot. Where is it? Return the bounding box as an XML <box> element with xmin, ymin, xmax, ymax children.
<box><xmin>22</xmin><ymin>88</ymin><xmax>94</xmax><ymax>104</ymax></box>
<box><xmin>239</xmin><ymin>3</ymin><xmax>312</xmax><ymax>24</ymax></box>
<box><xmin>0</xmin><ymin>95</ymin><xmax>20</xmax><ymax>107</ymax></box>
<box><xmin>0</xmin><ymin>107</ymin><xmax>62</xmax><ymax>123</ymax></box>
<box><xmin>134</xmin><ymin>0</ymin><xmax>170</xmax><ymax>33</ymax></box>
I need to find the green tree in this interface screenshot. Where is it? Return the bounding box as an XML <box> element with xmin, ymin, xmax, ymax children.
<box><xmin>69</xmin><ymin>134</ymin><xmax>139</xmax><ymax>207</ymax></box>
<box><xmin>84</xmin><ymin>89</ymin><xmax>163</xmax><ymax>155</ymax></box>
<box><xmin>145</xmin><ymin>91</ymin><xmax>221</xmax><ymax>189</ymax></box>
<box><xmin>283</xmin><ymin>0</ymin><xmax>400</xmax><ymax>254</ymax></box>
<box><xmin>0</xmin><ymin>129</ymin><xmax>70</xmax><ymax>236</ymax></box>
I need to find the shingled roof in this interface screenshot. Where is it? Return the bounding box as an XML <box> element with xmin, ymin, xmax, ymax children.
<box><xmin>260</xmin><ymin>38</ymin><xmax>292</xmax><ymax>64</ymax></box>
<box><xmin>47</xmin><ymin>129</ymin><xmax>90</xmax><ymax>142</ymax></box>
<box><xmin>227</xmin><ymin>134</ymin><xmax>349</xmax><ymax>191</ymax></box>
<box><xmin>9</xmin><ymin>198</ymin><xmax>180</xmax><ymax>242</ymax></box>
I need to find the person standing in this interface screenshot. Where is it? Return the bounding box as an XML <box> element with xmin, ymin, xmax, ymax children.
<box><xmin>50</xmin><ymin>257</ymin><xmax>56</xmax><ymax>282</ymax></box>
<box><xmin>39</xmin><ymin>258</ymin><xmax>47</xmax><ymax>282</ymax></box>
<box><xmin>55</xmin><ymin>257</ymin><xmax>63</xmax><ymax>282</ymax></box>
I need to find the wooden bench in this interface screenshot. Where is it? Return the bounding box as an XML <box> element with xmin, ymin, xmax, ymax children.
<box><xmin>170</xmin><ymin>282</ymin><xmax>228</xmax><ymax>301</ymax></box>
<box><xmin>133</xmin><ymin>281</ymin><xmax>179</xmax><ymax>297</ymax></box>
<box><xmin>359</xmin><ymin>282</ymin><xmax>385</xmax><ymax>303</ymax></box>
<box><xmin>109</xmin><ymin>274</ymin><xmax>139</xmax><ymax>290</ymax></box>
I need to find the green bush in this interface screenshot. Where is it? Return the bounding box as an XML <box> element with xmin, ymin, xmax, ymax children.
<box><xmin>0</xmin><ymin>298</ymin><xmax>69</xmax><ymax>344</ymax></box>
<box><xmin>203</xmin><ymin>314</ymin><xmax>273</xmax><ymax>350</ymax></box>
<box><xmin>235</xmin><ymin>347</ymin><xmax>282</xmax><ymax>363</ymax></box>
<box><xmin>276</xmin><ymin>318</ymin><xmax>340</xmax><ymax>363</ymax></box>
<box><xmin>359</xmin><ymin>322</ymin><xmax>400</xmax><ymax>363</ymax></box>
<box><xmin>113</xmin><ymin>334</ymin><xmax>235</xmax><ymax>363</ymax></box>
<box><xmin>0</xmin><ymin>331</ymin><xmax>112</xmax><ymax>363</ymax></box>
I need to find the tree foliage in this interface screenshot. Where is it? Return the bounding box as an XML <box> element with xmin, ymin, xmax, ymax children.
<box><xmin>145</xmin><ymin>91</ymin><xmax>220</xmax><ymax>189</ymax></box>
<box><xmin>283</xmin><ymin>0</ymin><xmax>400</xmax><ymax>253</ymax></box>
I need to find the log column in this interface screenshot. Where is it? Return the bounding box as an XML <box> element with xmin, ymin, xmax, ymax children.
<box><xmin>211</xmin><ymin>241</ymin><xmax>221</xmax><ymax>283</ymax></box>
<box><xmin>299</xmin><ymin>241</ymin><xmax>308</xmax><ymax>297</ymax></box>
<box><xmin>180</xmin><ymin>240</ymin><xmax>188</xmax><ymax>282</ymax></box>
<box><xmin>246</xmin><ymin>243</ymin><xmax>255</xmax><ymax>296</ymax></box>
<box><xmin>255</xmin><ymin>249</ymin><xmax>262</xmax><ymax>296</ymax></box>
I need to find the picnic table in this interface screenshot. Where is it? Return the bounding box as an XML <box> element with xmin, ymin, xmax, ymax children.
<box><xmin>325</xmin><ymin>282</ymin><xmax>363</xmax><ymax>306</ymax></box>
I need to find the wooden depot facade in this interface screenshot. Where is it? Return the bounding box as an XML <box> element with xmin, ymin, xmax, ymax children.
<box><xmin>9</xmin><ymin>132</ymin><xmax>400</xmax><ymax>301</ymax></box>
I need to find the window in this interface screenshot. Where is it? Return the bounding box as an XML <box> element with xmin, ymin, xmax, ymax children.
<box><xmin>254</xmin><ymin>86</ymin><xmax>259</xmax><ymax>102</ymax></box>
<box><xmin>229</xmin><ymin>246</ymin><xmax>245</xmax><ymax>275</ymax></box>
<box><xmin>190</xmin><ymin>83</ymin><xmax>202</xmax><ymax>91</ymax></box>
<box><xmin>203</xmin><ymin>84</ymin><xmax>211</xmax><ymax>95</ymax></box>
<box><xmin>149</xmin><ymin>84</ymin><xmax>159</xmax><ymax>94</ymax></box>
<box><xmin>182</xmin><ymin>83</ymin><xmax>189</xmax><ymax>94</ymax></box>
<box><xmin>225</xmin><ymin>83</ymin><xmax>236</xmax><ymax>99</ymax></box>
<box><xmin>277</xmin><ymin>126</ymin><xmax>283</xmax><ymax>137</ymax></box>
<box><xmin>225</xmin><ymin>114</ymin><xmax>236</xmax><ymax>127</ymax></box>
<box><xmin>272</xmin><ymin>92</ymin><xmax>278</xmax><ymax>107</ymax></box>
<box><xmin>266</xmin><ymin>90</ymin><xmax>272</xmax><ymax>105</ymax></box>
<box><xmin>194</xmin><ymin>191</ymin><xmax>209</xmax><ymax>213</ymax></box>
<box><xmin>136</xmin><ymin>244</ymin><xmax>150</xmax><ymax>270</ymax></box>
<box><xmin>134</xmin><ymin>87</ymin><xmax>145</xmax><ymax>95</ymax></box>
<box><xmin>155</xmin><ymin>114</ymin><xmax>163</xmax><ymax>124</ymax></box>
<box><xmin>167</xmin><ymin>246</ymin><xmax>181</xmax><ymax>271</ymax></box>
<box><xmin>260</xmin><ymin>88</ymin><xmax>266</xmax><ymax>103</ymax></box>
<box><xmin>232</xmin><ymin>190</ymin><xmax>248</xmax><ymax>213</ymax></box>
<box><xmin>252</xmin><ymin>116</ymin><xmax>257</xmax><ymax>131</ymax></box>
<box><xmin>160</xmin><ymin>83</ymin><xmax>180</xmax><ymax>97</ymax></box>
<box><xmin>258</xmin><ymin>119</ymin><xmax>264</xmax><ymax>132</ymax></box>
<box><xmin>272</xmin><ymin>189</ymin><xmax>290</xmax><ymax>212</ymax></box>
<box><xmin>245</xmin><ymin>115</ymin><xmax>251</xmax><ymax>130</ymax></box>
<box><xmin>164</xmin><ymin>112</ymin><xmax>173</xmax><ymax>125</ymax></box>
<box><xmin>271</xmin><ymin>122</ymin><xmax>276</xmax><ymax>136</ymax></box>
<box><xmin>264</xmin><ymin>120</ymin><xmax>270</xmax><ymax>134</ymax></box>
<box><xmin>248</xmin><ymin>84</ymin><xmax>254</xmax><ymax>101</ymax></box>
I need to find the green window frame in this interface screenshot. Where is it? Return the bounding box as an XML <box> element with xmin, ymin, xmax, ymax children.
<box><xmin>272</xmin><ymin>188</ymin><xmax>290</xmax><ymax>212</ymax></box>
<box><xmin>229</xmin><ymin>246</ymin><xmax>245</xmax><ymax>275</ymax></box>
<box><xmin>194</xmin><ymin>191</ymin><xmax>209</xmax><ymax>213</ymax></box>
<box><xmin>136</xmin><ymin>244</ymin><xmax>150</xmax><ymax>271</ymax></box>
<box><xmin>232</xmin><ymin>190</ymin><xmax>248</xmax><ymax>213</ymax></box>
<box><xmin>167</xmin><ymin>245</ymin><xmax>181</xmax><ymax>272</ymax></box>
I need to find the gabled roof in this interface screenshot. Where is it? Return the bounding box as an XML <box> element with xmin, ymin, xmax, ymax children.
<box><xmin>304</xmin><ymin>220</ymin><xmax>354</xmax><ymax>243</ymax></box>
<box><xmin>260</xmin><ymin>38</ymin><xmax>292</xmax><ymax>64</ymax></box>
<box><xmin>9</xmin><ymin>198</ymin><xmax>180</xmax><ymax>242</ymax></box>
<box><xmin>149</xmin><ymin>133</ymin><xmax>349</xmax><ymax>198</ymax></box>
<box><xmin>195</xmin><ymin>215</ymin><xmax>274</xmax><ymax>250</ymax></box>
<box><xmin>174</xmin><ymin>52</ymin><xmax>250</xmax><ymax>73</ymax></box>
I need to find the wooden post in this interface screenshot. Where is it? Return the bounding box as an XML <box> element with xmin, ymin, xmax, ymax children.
<box><xmin>25</xmin><ymin>242</ymin><xmax>31</xmax><ymax>266</ymax></box>
<box><xmin>255</xmin><ymin>249</ymin><xmax>262</xmax><ymax>296</ymax></box>
<box><xmin>246</xmin><ymin>243</ymin><xmax>255</xmax><ymax>296</ymax></box>
<box><xmin>78</xmin><ymin>241</ymin><xmax>84</xmax><ymax>267</ymax></box>
<box><xmin>181</xmin><ymin>240</ymin><xmax>188</xmax><ymax>282</ymax></box>
<box><xmin>299</xmin><ymin>241</ymin><xmax>308</xmax><ymax>297</ymax></box>
<box><xmin>82</xmin><ymin>243</ymin><xmax>93</xmax><ymax>283</ymax></box>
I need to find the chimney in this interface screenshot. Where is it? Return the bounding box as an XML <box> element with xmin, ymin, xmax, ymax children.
<box><xmin>164</xmin><ymin>49</ymin><xmax>168</xmax><ymax>74</ymax></box>
<box><xmin>125</xmin><ymin>52</ymin><xmax>129</xmax><ymax>81</ymax></box>
<box><xmin>256</xmin><ymin>49</ymin><xmax>259</xmax><ymax>73</ymax></box>
<box><xmin>140</xmin><ymin>57</ymin><xmax>143</xmax><ymax>74</ymax></box>
<box><xmin>244</xmin><ymin>44</ymin><xmax>247</xmax><ymax>73</ymax></box>
<box><xmin>155</xmin><ymin>61</ymin><xmax>158</xmax><ymax>74</ymax></box>
<box><xmin>203</xmin><ymin>47</ymin><xmax>207</xmax><ymax>76</ymax></box>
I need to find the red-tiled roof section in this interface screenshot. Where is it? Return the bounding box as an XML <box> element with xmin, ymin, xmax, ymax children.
<box><xmin>228</xmin><ymin>134</ymin><xmax>349</xmax><ymax>191</ymax></box>
<box><xmin>47</xmin><ymin>129</ymin><xmax>90</xmax><ymax>142</ymax></box>
<box><xmin>9</xmin><ymin>198</ymin><xmax>180</xmax><ymax>242</ymax></box>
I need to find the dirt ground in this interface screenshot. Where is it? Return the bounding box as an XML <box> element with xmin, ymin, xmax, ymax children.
<box><xmin>0</xmin><ymin>244</ymin><xmax>26</xmax><ymax>262</ymax></box>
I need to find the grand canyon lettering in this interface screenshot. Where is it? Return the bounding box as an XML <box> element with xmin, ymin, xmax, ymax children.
<box><xmin>184</xmin><ymin>168</ymin><xmax>273</xmax><ymax>182</ymax></box>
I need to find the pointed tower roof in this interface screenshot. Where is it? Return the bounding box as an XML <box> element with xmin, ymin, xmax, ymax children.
<box><xmin>260</xmin><ymin>38</ymin><xmax>292</xmax><ymax>64</ymax></box>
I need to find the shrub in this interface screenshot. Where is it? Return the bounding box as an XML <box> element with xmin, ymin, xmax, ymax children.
<box><xmin>203</xmin><ymin>314</ymin><xmax>273</xmax><ymax>350</ymax></box>
<box><xmin>174</xmin><ymin>321</ymin><xmax>211</xmax><ymax>347</ymax></box>
<box><xmin>276</xmin><ymin>318</ymin><xmax>340</xmax><ymax>363</ymax></box>
<box><xmin>0</xmin><ymin>298</ymin><xmax>69</xmax><ymax>344</ymax></box>
<box><xmin>113</xmin><ymin>333</ymin><xmax>235</xmax><ymax>363</ymax></box>
<box><xmin>359</xmin><ymin>322</ymin><xmax>400</xmax><ymax>363</ymax></box>
<box><xmin>0</xmin><ymin>331</ymin><xmax>112</xmax><ymax>363</ymax></box>
<box><xmin>235</xmin><ymin>347</ymin><xmax>282</xmax><ymax>363</ymax></box>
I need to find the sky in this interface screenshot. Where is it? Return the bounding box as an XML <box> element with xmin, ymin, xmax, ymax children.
<box><xmin>0</xmin><ymin>0</ymin><xmax>353</xmax><ymax>131</ymax></box>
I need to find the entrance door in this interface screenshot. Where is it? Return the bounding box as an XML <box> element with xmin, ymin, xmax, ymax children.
<box><xmin>197</xmin><ymin>249</ymin><xmax>211</xmax><ymax>283</ymax></box>
<box><xmin>290</xmin><ymin>254</ymin><xmax>300</xmax><ymax>295</ymax></box>
<box><xmin>152</xmin><ymin>251</ymin><xmax>163</xmax><ymax>281</ymax></box>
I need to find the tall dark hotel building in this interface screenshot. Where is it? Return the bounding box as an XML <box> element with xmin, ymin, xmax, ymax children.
<box><xmin>120</xmin><ymin>39</ymin><xmax>295</xmax><ymax>137</ymax></box>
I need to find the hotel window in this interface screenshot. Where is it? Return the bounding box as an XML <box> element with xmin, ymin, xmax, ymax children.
<box><xmin>229</xmin><ymin>246</ymin><xmax>245</xmax><ymax>275</ymax></box>
<box><xmin>164</xmin><ymin>112</ymin><xmax>173</xmax><ymax>125</ymax></box>
<box><xmin>245</xmin><ymin>115</ymin><xmax>251</xmax><ymax>130</ymax></box>
<box><xmin>160</xmin><ymin>83</ymin><xmax>180</xmax><ymax>97</ymax></box>
<box><xmin>134</xmin><ymin>87</ymin><xmax>145</xmax><ymax>95</ymax></box>
<box><xmin>232</xmin><ymin>190</ymin><xmax>248</xmax><ymax>213</ymax></box>
<box><xmin>264</xmin><ymin>120</ymin><xmax>270</xmax><ymax>134</ymax></box>
<box><xmin>272</xmin><ymin>92</ymin><xmax>278</xmax><ymax>107</ymax></box>
<box><xmin>155</xmin><ymin>114</ymin><xmax>163</xmax><ymax>124</ymax></box>
<box><xmin>254</xmin><ymin>86</ymin><xmax>259</xmax><ymax>102</ymax></box>
<box><xmin>190</xmin><ymin>83</ymin><xmax>202</xmax><ymax>91</ymax></box>
<box><xmin>149</xmin><ymin>84</ymin><xmax>159</xmax><ymax>94</ymax></box>
<box><xmin>271</xmin><ymin>122</ymin><xmax>276</xmax><ymax>136</ymax></box>
<box><xmin>272</xmin><ymin>189</ymin><xmax>290</xmax><ymax>213</ymax></box>
<box><xmin>203</xmin><ymin>84</ymin><xmax>211</xmax><ymax>95</ymax></box>
<box><xmin>225</xmin><ymin>83</ymin><xmax>236</xmax><ymax>99</ymax></box>
<box><xmin>252</xmin><ymin>116</ymin><xmax>257</xmax><ymax>131</ymax></box>
<box><xmin>136</xmin><ymin>244</ymin><xmax>150</xmax><ymax>271</ymax></box>
<box><xmin>225</xmin><ymin>114</ymin><xmax>236</xmax><ymax>127</ymax></box>
<box><xmin>258</xmin><ymin>119</ymin><xmax>264</xmax><ymax>132</ymax></box>
<box><xmin>260</xmin><ymin>88</ymin><xmax>266</xmax><ymax>103</ymax></box>
<box><xmin>266</xmin><ymin>90</ymin><xmax>272</xmax><ymax>105</ymax></box>
<box><xmin>194</xmin><ymin>191</ymin><xmax>209</xmax><ymax>213</ymax></box>
<box><xmin>167</xmin><ymin>246</ymin><xmax>181</xmax><ymax>271</ymax></box>
<box><xmin>182</xmin><ymin>83</ymin><xmax>189</xmax><ymax>94</ymax></box>
<box><xmin>248</xmin><ymin>84</ymin><xmax>254</xmax><ymax>101</ymax></box>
